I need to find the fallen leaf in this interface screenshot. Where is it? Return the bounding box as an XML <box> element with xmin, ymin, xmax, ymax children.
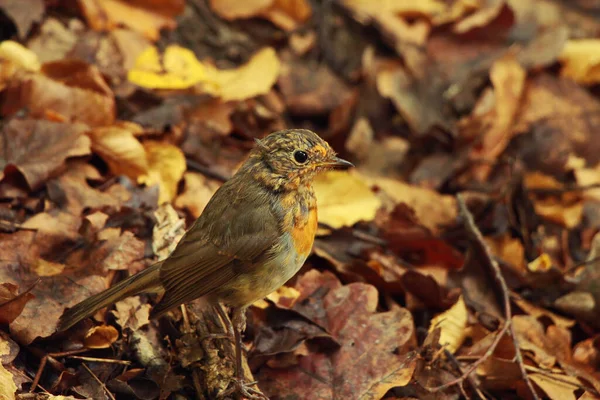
<box><xmin>377</xmin><ymin>63</ymin><xmax>451</xmax><ymax>135</ymax></box>
<box><xmin>529</xmin><ymin>372</ymin><xmax>581</xmax><ymax>400</ymax></box>
<box><xmin>369</xmin><ymin>176</ymin><xmax>457</xmax><ymax>234</ymax></box>
<box><xmin>0</xmin><ymin>359</ymin><xmax>16</xmax><ymax>400</ymax></box>
<box><xmin>2</xmin><ymin>66</ymin><xmax>115</xmax><ymax>127</ymax></box>
<box><xmin>341</xmin><ymin>0</ymin><xmax>447</xmax><ymax>21</ymax></box>
<box><xmin>128</xmin><ymin>46</ymin><xmax>281</xmax><ymax>101</ymax></box>
<box><xmin>512</xmin><ymin>315</ymin><xmax>557</xmax><ymax>369</ymax></box>
<box><xmin>511</xmin><ymin>293</ymin><xmax>575</xmax><ymax>328</ymax></box>
<box><xmin>84</xmin><ymin>325</ymin><xmax>119</xmax><ymax>349</ymax></box>
<box><xmin>468</xmin><ymin>53</ymin><xmax>526</xmax><ymax>180</ymax></box>
<box><xmin>278</xmin><ymin>54</ymin><xmax>354</xmax><ymax>116</ymax></box>
<box><xmin>0</xmin><ymin>0</ymin><xmax>45</xmax><ymax>38</ymax></box>
<box><xmin>383</xmin><ymin>204</ymin><xmax>464</xmax><ymax>270</ymax></box>
<box><xmin>77</xmin><ymin>0</ymin><xmax>181</xmax><ymax>41</ymax></box>
<box><xmin>559</xmin><ymin>39</ymin><xmax>600</xmax><ymax>85</ymax></box>
<box><xmin>174</xmin><ymin>172</ymin><xmax>221</xmax><ymax>219</ymax></box>
<box><xmin>138</xmin><ymin>141</ymin><xmax>186</xmax><ymax>204</ymax></box>
<box><xmin>0</xmin><ymin>41</ymin><xmax>40</xmax><ymax>72</ymax></box>
<box><xmin>428</xmin><ymin>295</ymin><xmax>468</xmax><ymax>353</ymax></box>
<box><xmin>87</xmin><ymin>124</ymin><xmax>149</xmax><ymax>180</ymax></box>
<box><xmin>312</xmin><ymin>170</ymin><xmax>382</xmax><ymax>228</ymax></box>
<box><xmin>0</xmin><ymin>119</ymin><xmax>91</xmax><ymax>190</ymax></box>
<box><xmin>113</xmin><ymin>297</ymin><xmax>150</xmax><ymax>331</ymax></box>
<box><xmin>152</xmin><ymin>203</ymin><xmax>185</xmax><ymax>260</ymax></box>
<box><xmin>210</xmin><ymin>0</ymin><xmax>311</xmax><ymax>31</ymax></box>
<box><xmin>258</xmin><ymin>271</ymin><xmax>417</xmax><ymax>399</ymax></box>
<box><xmin>0</xmin><ymin>283</ymin><xmax>35</xmax><ymax>324</ymax></box>
<box><xmin>26</xmin><ymin>17</ymin><xmax>80</xmax><ymax>63</ymax></box>
<box><xmin>46</xmin><ymin>161</ymin><xmax>120</xmax><ymax>216</ymax></box>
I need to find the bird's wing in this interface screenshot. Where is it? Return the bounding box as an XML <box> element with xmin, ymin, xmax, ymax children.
<box><xmin>151</xmin><ymin>182</ymin><xmax>280</xmax><ymax>318</ymax></box>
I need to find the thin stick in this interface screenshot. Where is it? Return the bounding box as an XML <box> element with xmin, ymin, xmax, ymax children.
<box><xmin>82</xmin><ymin>363</ymin><xmax>116</xmax><ymax>400</ymax></box>
<box><xmin>67</xmin><ymin>356</ymin><xmax>131</xmax><ymax>365</ymax></box>
<box><xmin>424</xmin><ymin>195</ymin><xmax>540</xmax><ymax>400</ymax></box>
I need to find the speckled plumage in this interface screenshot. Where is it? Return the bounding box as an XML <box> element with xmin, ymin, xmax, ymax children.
<box><xmin>58</xmin><ymin>128</ymin><xmax>350</xmax><ymax>331</ymax></box>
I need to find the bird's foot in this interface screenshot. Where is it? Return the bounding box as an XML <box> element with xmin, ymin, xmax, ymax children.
<box><xmin>219</xmin><ymin>378</ymin><xmax>268</xmax><ymax>400</ymax></box>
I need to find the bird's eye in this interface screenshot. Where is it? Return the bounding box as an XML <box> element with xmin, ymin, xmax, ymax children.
<box><xmin>294</xmin><ymin>150</ymin><xmax>308</xmax><ymax>164</ymax></box>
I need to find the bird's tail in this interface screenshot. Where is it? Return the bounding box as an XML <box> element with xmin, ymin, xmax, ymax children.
<box><xmin>57</xmin><ymin>262</ymin><xmax>162</xmax><ymax>331</ymax></box>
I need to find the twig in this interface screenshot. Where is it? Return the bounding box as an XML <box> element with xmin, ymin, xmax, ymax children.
<box><xmin>30</xmin><ymin>348</ymin><xmax>87</xmax><ymax>392</ymax></box>
<box><xmin>424</xmin><ymin>195</ymin><xmax>540</xmax><ymax>400</ymax></box>
<box><xmin>67</xmin><ymin>356</ymin><xmax>131</xmax><ymax>365</ymax></box>
<box><xmin>444</xmin><ymin>349</ymin><xmax>486</xmax><ymax>400</ymax></box>
<box><xmin>82</xmin><ymin>363</ymin><xmax>116</xmax><ymax>400</ymax></box>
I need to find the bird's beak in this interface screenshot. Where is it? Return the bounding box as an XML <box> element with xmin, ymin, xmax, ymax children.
<box><xmin>325</xmin><ymin>157</ymin><xmax>354</xmax><ymax>169</ymax></box>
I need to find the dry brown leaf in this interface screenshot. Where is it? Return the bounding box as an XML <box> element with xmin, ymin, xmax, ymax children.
<box><xmin>342</xmin><ymin>0</ymin><xmax>447</xmax><ymax>20</ymax></box>
<box><xmin>0</xmin><ymin>0</ymin><xmax>45</xmax><ymax>38</ymax></box>
<box><xmin>369</xmin><ymin>176</ymin><xmax>457</xmax><ymax>234</ymax></box>
<box><xmin>559</xmin><ymin>39</ymin><xmax>600</xmax><ymax>85</ymax></box>
<box><xmin>87</xmin><ymin>124</ymin><xmax>149</xmax><ymax>180</ymax></box>
<box><xmin>313</xmin><ymin>170</ymin><xmax>382</xmax><ymax>229</ymax></box>
<box><xmin>26</xmin><ymin>18</ymin><xmax>80</xmax><ymax>63</ymax></box>
<box><xmin>428</xmin><ymin>295</ymin><xmax>468</xmax><ymax>354</ymax></box>
<box><xmin>84</xmin><ymin>325</ymin><xmax>119</xmax><ymax>349</ymax></box>
<box><xmin>529</xmin><ymin>372</ymin><xmax>581</xmax><ymax>400</ymax></box>
<box><xmin>2</xmin><ymin>66</ymin><xmax>115</xmax><ymax>127</ymax></box>
<box><xmin>485</xmin><ymin>234</ymin><xmax>527</xmax><ymax>275</ymax></box>
<box><xmin>0</xmin><ymin>283</ymin><xmax>34</xmax><ymax>324</ymax></box>
<box><xmin>512</xmin><ymin>294</ymin><xmax>575</xmax><ymax>328</ymax></box>
<box><xmin>524</xmin><ymin>172</ymin><xmax>583</xmax><ymax>229</ymax></box>
<box><xmin>77</xmin><ymin>0</ymin><xmax>181</xmax><ymax>41</ymax></box>
<box><xmin>139</xmin><ymin>141</ymin><xmax>186</xmax><ymax>204</ymax></box>
<box><xmin>174</xmin><ymin>172</ymin><xmax>221</xmax><ymax>218</ymax></box>
<box><xmin>258</xmin><ymin>271</ymin><xmax>416</xmax><ymax>399</ymax></box>
<box><xmin>210</xmin><ymin>0</ymin><xmax>311</xmax><ymax>31</ymax></box>
<box><xmin>512</xmin><ymin>315</ymin><xmax>557</xmax><ymax>369</ymax></box>
<box><xmin>0</xmin><ymin>119</ymin><xmax>90</xmax><ymax>191</ymax></box>
<box><xmin>152</xmin><ymin>203</ymin><xmax>185</xmax><ymax>260</ymax></box>
<box><xmin>113</xmin><ymin>297</ymin><xmax>150</xmax><ymax>331</ymax></box>
<box><xmin>47</xmin><ymin>161</ymin><xmax>120</xmax><ymax>216</ymax></box>
<box><xmin>469</xmin><ymin>53</ymin><xmax>526</xmax><ymax>180</ymax></box>
<box><xmin>128</xmin><ymin>45</ymin><xmax>281</xmax><ymax>101</ymax></box>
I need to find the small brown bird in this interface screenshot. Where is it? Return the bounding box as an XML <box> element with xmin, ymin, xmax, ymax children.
<box><xmin>57</xmin><ymin>128</ymin><xmax>353</xmax><ymax>398</ymax></box>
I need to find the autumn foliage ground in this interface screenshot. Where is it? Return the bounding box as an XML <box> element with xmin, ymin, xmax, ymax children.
<box><xmin>0</xmin><ymin>0</ymin><xmax>600</xmax><ymax>399</ymax></box>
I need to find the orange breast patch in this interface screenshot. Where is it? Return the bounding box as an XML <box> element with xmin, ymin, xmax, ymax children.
<box><xmin>291</xmin><ymin>207</ymin><xmax>318</xmax><ymax>257</ymax></box>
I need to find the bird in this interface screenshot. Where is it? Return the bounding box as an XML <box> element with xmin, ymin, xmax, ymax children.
<box><xmin>57</xmin><ymin>128</ymin><xmax>353</xmax><ymax>398</ymax></box>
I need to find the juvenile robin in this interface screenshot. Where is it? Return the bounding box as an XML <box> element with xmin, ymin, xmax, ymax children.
<box><xmin>57</xmin><ymin>128</ymin><xmax>353</xmax><ymax>398</ymax></box>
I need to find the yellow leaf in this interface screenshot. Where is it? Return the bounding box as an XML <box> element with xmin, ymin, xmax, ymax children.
<box><xmin>213</xmin><ymin>47</ymin><xmax>281</xmax><ymax>101</ymax></box>
<box><xmin>559</xmin><ymin>39</ymin><xmax>600</xmax><ymax>85</ymax></box>
<box><xmin>428</xmin><ymin>295</ymin><xmax>468</xmax><ymax>353</ymax></box>
<box><xmin>139</xmin><ymin>141</ymin><xmax>186</xmax><ymax>204</ymax></box>
<box><xmin>88</xmin><ymin>125</ymin><xmax>149</xmax><ymax>180</ymax></box>
<box><xmin>0</xmin><ymin>40</ymin><xmax>40</xmax><ymax>72</ymax></box>
<box><xmin>128</xmin><ymin>45</ymin><xmax>280</xmax><ymax>101</ymax></box>
<box><xmin>34</xmin><ymin>258</ymin><xmax>65</xmax><ymax>277</ymax></box>
<box><xmin>313</xmin><ymin>170</ymin><xmax>382</xmax><ymax>229</ymax></box>
<box><xmin>0</xmin><ymin>335</ymin><xmax>16</xmax><ymax>400</ymax></box>
<box><xmin>128</xmin><ymin>45</ymin><xmax>210</xmax><ymax>89</ymax></box>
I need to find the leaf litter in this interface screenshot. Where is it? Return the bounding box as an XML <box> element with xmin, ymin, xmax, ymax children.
<box><xmin>0</xmin><ymin>0</ymin><xmax>600</xmax><ymax>399</ymax></box>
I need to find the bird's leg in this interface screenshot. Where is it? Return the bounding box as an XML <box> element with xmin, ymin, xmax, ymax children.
<box><xmin>198</xmin><ymin>304</ymin><xmax>235</xmax><ymax>345</ymax></box>
<box><xmin>219</xmin><ymin>307</ymin><xmax>268</xmax><ymax>400</ymax></box>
